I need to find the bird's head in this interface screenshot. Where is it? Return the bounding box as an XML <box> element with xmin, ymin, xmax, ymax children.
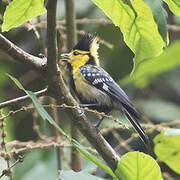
<box><xmin>61</xmin><ymin>34</ymin><xmax>99</xmax><ymax>69</ymax></box>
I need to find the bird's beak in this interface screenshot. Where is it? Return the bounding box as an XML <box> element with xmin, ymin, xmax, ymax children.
<box><xmin>61</xmin><ymin>53</ymin><xmax>70</xmax><ymax>62</ymax></box>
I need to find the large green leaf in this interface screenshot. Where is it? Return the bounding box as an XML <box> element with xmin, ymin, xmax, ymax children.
<box><xmin>7</xmin><ymin>74</ymin><xmax>117</xmax><ymax>179</ymax></box>
<box><xmin>115</xmin><ymin>152</ymin><xmax>163</xmax><ymax>180</ymax></box>
<box><xmin>121</xmin><ymin>40</ymin><xmax>180</xmax><ymax>87</ymax></box>
<box><xmin>60</xmin><ymin>170</ymin><xmax>105</xmax><ymax>180</ymax></box>
<box><xmin>154</xmin><ymin>129</ymin><xmax>180</xmax><ymax>174</ymax></box>
<box><xmin>92</xmin><ymin>0</ymin><xmax>165</xmax><ymax>70</ymax></box>
<box><xmin>144</xmin><ymin>0</ymin><xmax>168</xmax><ymax>45</ymax></box>
<box><xmin>2</xmin><ymin>0</ymin><xmax>46</xmax><ymax>32</ymax></box>
<box><xmin>164</xmin><ymin>0</ymin><xmax>180</xmax><ymax>15</ymax></box>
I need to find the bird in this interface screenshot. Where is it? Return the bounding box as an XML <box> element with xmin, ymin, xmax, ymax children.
<box><xmin>61</xmin><ymin>34</ymin><xmax>149</xmax><ymax>148</ymax></box>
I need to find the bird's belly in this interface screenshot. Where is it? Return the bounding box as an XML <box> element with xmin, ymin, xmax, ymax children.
<box><xmin>74</xmin><ymin>79</ymin><xmax>113</xmax><ymax>112</ymax></box>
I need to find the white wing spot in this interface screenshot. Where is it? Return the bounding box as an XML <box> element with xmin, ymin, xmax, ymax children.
<box><xmin>102</xmin><ymin>83</ymin><xmax>109</xmax><ymax>91</ymax></box>
<box><xmin>87</xmin><ymin>73</ymin><xmax>91</xmax><ymax>76</ymax></box>
<box><xmin>93</xmin><ymin>79</ymin><xmax>98</xmax><ymax>85</ymax></box>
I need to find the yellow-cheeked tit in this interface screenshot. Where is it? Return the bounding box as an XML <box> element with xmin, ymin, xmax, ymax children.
<box><xmin>61</xmin><ymin>34</ymin><xmax>149</xmax><ymax>147</ymax></box>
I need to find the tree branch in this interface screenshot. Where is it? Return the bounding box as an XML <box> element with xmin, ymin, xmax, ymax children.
<box><xmin>65</xmin><ymin>0</ymin><xmax>81</xmax><ymax>172</ymax></box>
<box><xmin>65</xmin><ymin>0</ymin><xmax>77</xmax><ymax>50</ymax></box>
<box><xmin>0</xmin><ymin>34</ymin><xmax>47</xmax><ymax>71</ymax></box>
<box><xmin>48</xmin><ymin>77</ymin><xmax>121</xmax><ymax>171</ymax></box>
<box><xmin>46</xmin><ymin>0</ymin><xmax>58</xmax><ymax>78</ymax></box>
<box><xmin>46</xmin><ymin>0</ymin><xmax>63</xmax><ymax>171</ymax></box>
<box><xmin>45</xmin><ymin>0</ymin><xmax>120</xmax><ymax>171</ymax></box>
<box><xmin>0</xmin><ymin>1</ymin><xmax>120</xmax><ymax>171</ymax></box>
<box><xmin>0</xmin><ymin>88</ymin><xmax>47</xmax><ymax>109</ymax></box>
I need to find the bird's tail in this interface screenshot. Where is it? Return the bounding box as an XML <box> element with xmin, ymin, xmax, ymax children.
<box><xmin>122</xmin><ymin>106</ymin><xmax>150</xmax><ymax>150</ymax></box>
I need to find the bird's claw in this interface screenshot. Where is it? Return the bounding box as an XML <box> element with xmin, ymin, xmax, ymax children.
<box><xmin>78</xmin><ymin>108</ymin><xmax>85</xmax><ymax>117</ymax></box>
<box><xmin>94</xmin><ymin>123</ymin><xmax>101</xmax><ymax>134</ymax></box>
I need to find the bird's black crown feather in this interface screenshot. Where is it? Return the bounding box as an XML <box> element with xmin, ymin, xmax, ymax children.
<box><xmin>73</xmin><ymin>34</ymin><xmax>94</xmax><ymax>51</ymax></box>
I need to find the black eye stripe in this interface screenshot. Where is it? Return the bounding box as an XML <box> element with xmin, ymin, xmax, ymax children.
<box><xmin>73</xmin><ymin>51</ymin><xmax>80</xmax><ymax>56</ymax></box>
<box><xmin>73</xmin><ymin>51</ymin><xmax>90</xmax><ymax>56</ymax></box>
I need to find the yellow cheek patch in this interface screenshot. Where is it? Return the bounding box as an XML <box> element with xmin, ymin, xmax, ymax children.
<box><xmin>69</xmin><ymin>37</ymin><xmax>100</xmax><ymax>68</ymax></box>
<box><xmin>69</xmin><ymin>50</ymin><xmax>89</xmax><ymax>69</ymax></box>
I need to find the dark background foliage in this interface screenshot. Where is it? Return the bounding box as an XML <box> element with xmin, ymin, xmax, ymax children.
<box><xmin>0</xmin><ymin>0</ymin><xmax>180</xmax><ymax>179</ymax></box>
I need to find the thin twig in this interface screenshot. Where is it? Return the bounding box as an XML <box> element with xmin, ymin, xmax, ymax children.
<box><xmin>4</xmin><ymin>102</ymin><xmax>179</xmax><ymax>132</ymax></box>
<box><xmin>0</xmin><ymin>110</ymin><xmax>13</xmax><ymax>180</ymax></box>
<box><xmin>33</xmin><ymin>110</ymin><xmax>48</xmax><ymax>140</ymax></box>
<box><xmin>21</xmin><ymin>18</ymin><xmax>112</xmax><ymax>27</ymax></box>
<box><xmin>19</xmin><ymin>21</ymin><xmax>114</xmax><ymax>49</ymax></box>
<box><xmin>168</xmin><ymin>24</ymin><xmax>180</xmax><ymax>32</ymax></box>
<box><xmin>8</xmin><ymin>140</ymin><xmax>70</xmax><ymax>156</ymax></box>
<box><xmin>0</xmin><ymin>155</ymin><xmax>24</xmax><ymax>179</ymax></box>
<box><xmin>0</xmin><ymin>88</ymin><xmax>48</xmax><ymax>109</ymax></box>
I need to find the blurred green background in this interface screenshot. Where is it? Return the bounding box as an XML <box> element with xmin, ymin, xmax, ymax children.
<box><xmin>0</xmin><ymin>0</ymin><xmax>180</xmax><ymax>179</ymax></box>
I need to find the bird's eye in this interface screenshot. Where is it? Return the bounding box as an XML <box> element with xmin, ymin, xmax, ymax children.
<box><xmin>73</xmin><ymin>51</ymin><xmax>80</xmax><ymax>56</ymax></box>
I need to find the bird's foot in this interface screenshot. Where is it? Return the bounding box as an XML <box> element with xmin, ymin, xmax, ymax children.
<box><xmin>93</xmin><ymin>117</ymin><xmax>104</xmax><ymax>134</ymax></box>
<box><xmin>77</xmin><ymin>108</ymin><xmax>85</xmax><ymax>117</ymax></box>
<box><xmin>94</xmin><ymin>123</ymin><xmax>101</xmax><ymax>134</ymax></box>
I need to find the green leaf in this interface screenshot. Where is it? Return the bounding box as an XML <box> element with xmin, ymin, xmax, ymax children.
<box><xmin>7</xmin><ymin>74</ymin><xmax>68</xmax><ymax>138</ymax></box>
<box><xmin>144</xmin><ymin>0</ymin><xmax>168</xmax><ymax>45</ymax></box>
<box><xmin>115</xmin><ymin>152</ymin><xmax>163</xmax><ymax>180</ymax></box>
<box><xmin>60</xmin><ymin>170</ymin><xmax>105</xmax><ymax>180</ymax></box>
<box><xmin>154</xmin><ymin>129</ymin><xmax>180</xmax><ymax>174</ymax></box>
<box><xmin>72</xmin><ymin>140</ymin><xmax>116</xmax><ymax>179</ymax></box>
<box><xmin>7</xmin><ymin>74</ymin><xmax>117</xmax><ymax>178</ymax></box>
<box><xmin>6</xmin><ymin>74</ymin><xmax>24</xmax><ymax>90</ymax></box>
<box><xmin>92</xmin><ymin>0</ymin><xmax>165</xmax><ymax>70</ymax></box>
<box><xmin>164</xmin><ymin>0</ymin><xmax>180</xmax><ymax>15</ymax></box>
<box><xmin>121</xmin><ymin>40</ymin><xmax>180</xmax><ymax>87</ymax></box>
<box><xmin>2</xmin><ymin>0</ymin><xmax>46</xmax><ymax>32</ymax></box>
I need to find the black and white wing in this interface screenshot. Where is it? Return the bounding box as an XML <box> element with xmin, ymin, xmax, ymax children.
<box><xmin>80</xmin><ymin>65</ymin><xmax>133</xmax><ymax>109</ymax></box>
<box><xmin>80</xmin><ymin>65</ymin><xmax>149</xmax><ymax>147</ymax></box>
